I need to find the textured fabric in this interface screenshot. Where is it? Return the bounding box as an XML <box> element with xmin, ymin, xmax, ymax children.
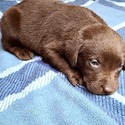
<box><xmin>0</xmin><ymin>0</ymin><xmax>125</xmax><ymax>125</ymax></box>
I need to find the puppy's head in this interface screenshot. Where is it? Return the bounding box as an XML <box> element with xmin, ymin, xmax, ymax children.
<box><xmin>68</xmin><ymin>24</ymin><xmax>125</xmax><ymax>95</ymax></box>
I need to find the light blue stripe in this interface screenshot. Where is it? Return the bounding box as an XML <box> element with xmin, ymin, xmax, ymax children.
<box><xmin>86</xmin><ymin>2</ymin><xmax>125</xmax><ymax>27</ymax></box>
<box><xmin>0</xmin><ymin>1</ymin><xmax>17</xmax><ymax>12</ymax></box>
<box><xmin>97</xmin><ymin>0</ymin><xmax>125</xmax><ymax>11</ymax></box>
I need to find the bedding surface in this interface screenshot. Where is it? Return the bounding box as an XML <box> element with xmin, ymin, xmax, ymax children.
<box><xmin>0</xmin><ymin>0</ymin><xmax>125</xmax><ymax>125</ymax></box>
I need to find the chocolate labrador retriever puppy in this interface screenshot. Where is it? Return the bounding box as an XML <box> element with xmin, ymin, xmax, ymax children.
<box><xmin>1</xmin><ymin>0</ymin><xmax>125</xmax><ymax>95</ymax></box>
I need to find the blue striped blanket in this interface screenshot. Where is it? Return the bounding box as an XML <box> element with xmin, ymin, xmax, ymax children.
<box><xmin>0</xmin><ymin>0</ymin><xmax>125</xmax><ymax>125</ymax></box>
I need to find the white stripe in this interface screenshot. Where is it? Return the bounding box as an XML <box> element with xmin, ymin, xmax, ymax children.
<box><xmin>16</xmin><ymin>0</ymin><xmax>21</xmax><ymax>3</ymax></box>
<box><xmin>0</xmin><ymin>11</ymin><xmax>3</xmax><ymax>19</ymax></box>
<box><xmin>112</xmin><ymin>22</ymin><xmax>125</xmax><ymax>30</ymax></box>
<box><xmin>81</xmin><ymin>1</ymin><xmax>94</xmax><ymax>7</ymax></box>
<box><xmin>106</xmin><ymin>0</ymin><xmax>125</xmax><ymax>8</ymax></box>
<box><xmin>110</xmin><ymin>92</ymin><xmax>125</xmax><ymax>105</ymax></box>
<box><xmin>62</xmin><ymin>0</ymin><xmax>75</xmax><ymax>3</ymax></box>
<box><xmin>0</xmin><ymin>70</ymin><xmax>57</xmax><ymax>112</ymax></box>
<box><xmin>0</xmin><ymin>56</ymin><xmax>41</xmax><ymax>78</ymax></box>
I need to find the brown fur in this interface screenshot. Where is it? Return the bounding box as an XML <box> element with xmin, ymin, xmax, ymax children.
<box><xmin>1</xmin><ymin>0</ymin><xmax>125</xmax><ymax>95</ymax></box>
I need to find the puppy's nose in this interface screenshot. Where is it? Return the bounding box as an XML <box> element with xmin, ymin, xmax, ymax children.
<box><xmin>103</xmin><ymin>87</ymin><xmax>114</xmax><ymax>95</ymax></box>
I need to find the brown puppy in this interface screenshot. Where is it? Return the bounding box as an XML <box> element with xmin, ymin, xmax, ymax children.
<box><xmin>1</xmin><ymin>0</ymin><xmax>125</xmax><ymax>95</ymax></box>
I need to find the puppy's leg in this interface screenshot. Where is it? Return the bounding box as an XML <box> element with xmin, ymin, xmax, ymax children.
<box><xmin>42</xmin><ymin>48</ymin><xmax>83</xmax><ymax>86</ymax></box>
<box><xmin>1</xmin><ymin>8</ymin><xmax>34</xmax><ymax>60</ymax></box>
<box><xmin>2</xmin><ymin>39</ymin><xmax>34</xmax><ymax>60</ymax></box>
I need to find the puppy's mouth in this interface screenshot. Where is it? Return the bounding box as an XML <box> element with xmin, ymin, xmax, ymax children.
<box><xmin>86</xmin><ymin>84</ymin><xmax>114</xmax><ymax>95</ymax></box>
<box><xmin>83</xmin><ymin>81</ymin><xmax>117</xmax><ymax>95</ymax></box>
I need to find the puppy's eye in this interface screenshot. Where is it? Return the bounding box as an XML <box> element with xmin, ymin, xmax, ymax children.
<box><xmin>118</xmin><ymin>63</ymin><xmax>124</xmax><ymax>71</ymax></box>
<box><xmin>89</xmin><ymin>59</ymin><xmax>100</xmax><ymax>68</ymax></box>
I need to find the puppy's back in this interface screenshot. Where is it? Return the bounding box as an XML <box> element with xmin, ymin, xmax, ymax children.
<box><xmin>1</xmin><ymin>0</ymin><xmax>107</xmax><ymax>53</ymax></box>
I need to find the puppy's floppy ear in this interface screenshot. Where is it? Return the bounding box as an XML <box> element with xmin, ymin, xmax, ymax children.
<box><xmin>64</xmin><ymin>40</ymin><xmax>83</xmax><ymax>68</ymax></box>
<box><xmin>64</xmin><ymin>24</ymin><xmax>102</xmax><ymax>68</ymax></box>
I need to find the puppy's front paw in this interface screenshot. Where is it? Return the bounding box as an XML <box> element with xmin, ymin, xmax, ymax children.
<box><xmin>67</xmin><ymin>70</ymin><xmax>83</xmax><ymax>86</ymax></box>
<box><xmin>14</xmin><ymin>48</ymin><xmax>34</xmax><ymax>60</ymax></box>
